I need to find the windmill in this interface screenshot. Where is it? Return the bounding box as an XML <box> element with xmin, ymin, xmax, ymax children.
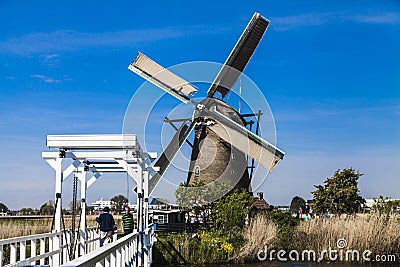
<box><xmin>128</xmin><ymin>12</ymin><xmax>285</xmax><ymax>194</ymax></box>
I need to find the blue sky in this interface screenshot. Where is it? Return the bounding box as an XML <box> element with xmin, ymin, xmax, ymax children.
<box><xmin>0</xmin><ymin>1</ymin><xmax>399</xmax><ymax>209</ymax></box>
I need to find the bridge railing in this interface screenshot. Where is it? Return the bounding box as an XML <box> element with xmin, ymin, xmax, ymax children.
<box><xmin>0</xmin><ymin>226</ymin><xmax>99</xmax><ymax>267</ymax></box>
<box><xmin>61</xmin><ymin>226</ymin><xmax>154</xmax><ymax>267</ymax></box>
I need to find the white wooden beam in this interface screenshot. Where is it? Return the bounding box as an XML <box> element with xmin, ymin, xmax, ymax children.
<box><xmin>116</xmin><ymin>159</ymin><xmax>140</xmax><ymax>185</ymax></box>
<box><xmin>63</xmin><ymin>159</ymin><xmax>82</xmax><ymax>181</ymax></box>
<box><xmin>87</xmin><ymin>172</ymin><xmax>102</xmax><ymax>188</ymax></box>
<box><xmin>43</xmin><ymin>151</ymin><xmax>138</xmax><ymax>160</ymax></box>
<box><xmin>44</xmin><ymin>158</ymin><xmax>57</xmax><ymax>170</ymax></box>
<box><xmin>47</xmin><ymin>134</ymin><xmax>138</xmax><ymax>150</ymax></box>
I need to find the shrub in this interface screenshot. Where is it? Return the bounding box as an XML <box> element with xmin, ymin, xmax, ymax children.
<box><xmin>264</xmin><ymin>210</ymin><xmax>299</xmax><ymax>248</ymax></box>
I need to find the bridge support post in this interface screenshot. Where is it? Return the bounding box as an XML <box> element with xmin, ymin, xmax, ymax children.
<box><xmin>137</xmin><ymin>157</ymin><xmax>144</xmax><ymax>267</ymax></box>
<box><xmin>143</xmin><ymin>170</ymin><xmax>152</xmax><ymax>266</ymax></box>
<box><xmin>135</xmin><ymin>158</ymin><xmax>153</xmax><ymax>266</ymax></box>
<box><xmin>143</xmin><ymin>170</ymin><xmax>149</xmax><ymax>230</ymax></box>
<box><xmin>53</xmin><ymin>155</ymin><xmax>63</xmax><ymax>266</ymax></box>
<box><xmin>79</xmin><ymin>167</ymin><xmax>87</xmax><ymax>255</ymax></box>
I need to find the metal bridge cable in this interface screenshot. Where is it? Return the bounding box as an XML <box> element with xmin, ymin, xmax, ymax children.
<box><xmin>50</xmin><ymin>197</ymin><xmax>60</xmax><ymax>232</ymax></box>
<box><xmin>70</xmin><ymin>169</ymin><xmax>79</xmax><ymax>260</ymax></box>
<box><xmin>61</xmin><ymin>202</ymin><xmax>72</xmax><ymax>260</ymax></box>
<box><xmin>72</xmin><ymin>211</ymin><xmax>81</xmax><ymax>258</ymax></box>
<box><xmin>50</xmin><ymin>191</ymin><xmax>72</xmax><ymax>260</ymax></box>
<box><xmin>126</xmin><ymin>149</ymin><xmax>130</xmax><ymax>204</ymax></box>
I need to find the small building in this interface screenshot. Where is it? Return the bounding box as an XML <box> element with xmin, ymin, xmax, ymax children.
<box><xmin>363</xmin><ymin>198</ymin><xmax>400</xmax><ymax>212</ymax></box>
<box><xmin>91</xmin><ymin>198</ymin><xmax>136</xmax><ymax>212</ymax></box>
<box><xmin>150</xmin><ymin>209</ymin><xmax>185</xmax><ymax>233</ymax></box>
<box><xmin>91</xmin><ymin>198</ymin><xmax>111</xmax><ymax>211</ymax></box>
<box><xmin>251</xmin><ymin>192</ymin><xmax>272</xmax><ymax>217</ymax></box>
<box><xmin>276</xmin><ymin>206</ymin><xmax>290</xmax><ymax>213</ymax></box>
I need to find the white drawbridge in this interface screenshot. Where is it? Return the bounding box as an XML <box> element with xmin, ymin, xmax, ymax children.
<box><xmin>0</xmin><ymin>134</ymin><xmax>156</xmax><ymax>267</ymax></box>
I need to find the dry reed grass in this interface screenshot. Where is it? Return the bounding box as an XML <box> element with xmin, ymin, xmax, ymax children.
<box><xmin>0</xmin><ymin>216</ymin><xmax>99</xmax><ymax>239</ymax></box>
<box><xmin>234</xmin><ymin>214</ymin><xmax>278</xmax><ymax>262</ymax></box>
<box><xmin>292</xmin><ymin>213</ymin><xmax>400</xmax><ymax>257</ymax></box>
<box><xmin>234</xmin><ymin>212</ymin><xmax>400</xmax><ymax>262</ymax></box>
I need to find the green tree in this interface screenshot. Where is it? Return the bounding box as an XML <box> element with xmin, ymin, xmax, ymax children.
<box><xmin>111</xmin><ymin>195</ymin><xmax>128</xmax><ymax>213</ymax></box>
<box><xmin>312</xmin><ymin>168</ymin><xmax>365</xmax><ymax>216</ymax></box>
<box><xmin>39</xmin><ymin>201</ymin><xmax>55</xmax><ymax>215</ymax></box>
<box><xmin>175</xmin><ymin>180</ymin><xmax>206</xmax><ymax>209</ymax></box>
<box><xmin>0</xmin><ymin>202</ymin><xmax>9</xmax><ymax>213</ymax></box>
<box><xmin>289</xmin><ymin>196</ymin><xmax>306</xmax><ymax>212</ymax></box>
<box><xmin>176</xmin><ymin>180</ymin><xmax>208</xmax><ymax>216</ymax></box>
<box><xmin>175</xmin><ymin>180</ymin><xmax>230</xmax><ymax>216</ymax></box>
<box><xmin>211</xmin><ymin>189</ymin><xmax>255</xmax><ymax>233</ymax></box>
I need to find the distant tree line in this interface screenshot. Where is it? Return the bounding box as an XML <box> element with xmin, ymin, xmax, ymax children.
<box><xmin>372</xmin><ymin>196</ymin><xmax>400</xmax><ymax>215</ymax></box>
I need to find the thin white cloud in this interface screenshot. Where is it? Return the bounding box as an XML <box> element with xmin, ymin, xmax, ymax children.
<box><xmin>31</xmin><ymin>74</ymin><xmax>61</xmax><ymax>83</ymax></box>
<box><xmin>62</xmin><ymin>74</ymin><xmax>75</xmax><ymax>82</ymax></box>
<box><xmin>351</xmin><ymin>12</ymin><xmax>400</xmax><ymax>24</ymax></box>
<box><xmin>271</xmin><ymin>11</ymin><xmax>400</xmax><ymax>31</ymax></box>
<box><xmin>0</xmin><ymin>28</ymin><xmax>182</xmax><ymax>56</ymax></box>
<box><xmin>272</xmin><ymin>13</ymin><xmax>327</xmax><ymax>31</ymax></box>
<box><xmin>0</xmin><ymin>26</ymin><xmax>229</xmax><ymax>56</ymax></box>
<box><xmin>5</xmin><ymin>76</ymin><xmax>15</xmax><ymax>80</ymax></box>
<box><xmin>43</xmin><ymin>54</ymin><xmax>59</xmax><ymax>59</ymax></box>
<box><xmin>39</xmin><ymin>53</ymin><xmax>61</xmax><ymax>67</ymax></box>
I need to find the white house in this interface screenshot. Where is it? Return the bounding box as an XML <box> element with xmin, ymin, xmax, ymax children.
<box><xmin>90</xmin><ymin>198</ymin><xmax>137</xmax><ymax>212</ymax></box>
<box><xmin>91</xmin><ymin>198</ymin><xmax>112</xmax><ymax>211</ymax></box>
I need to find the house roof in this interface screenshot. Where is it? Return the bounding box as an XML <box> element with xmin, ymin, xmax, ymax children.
<box><xmin>253</xmin><ymin>198</ymin><xmax>270</xmax><ymax>210</ymax></box>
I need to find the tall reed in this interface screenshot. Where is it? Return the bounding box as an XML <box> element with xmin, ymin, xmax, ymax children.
<box><xmin>234</xmin><ymin>214</ymin><xmax>278</xmax><ymax>262</ymax></box>
<box><xmin>291</xmin><ymin>213</ymin><xmax>400</xmax><ymax>259</ymax></box>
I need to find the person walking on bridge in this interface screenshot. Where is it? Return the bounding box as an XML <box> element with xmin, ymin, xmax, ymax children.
<box><xmin>121</xmin><ymin>206</ymin><xmax>134</xmax><ymax>236</ymax></box>
<box><xmin>96</xmin><ymin>206</ymin><xmax>116</xmax><ymax>246</ymax></box>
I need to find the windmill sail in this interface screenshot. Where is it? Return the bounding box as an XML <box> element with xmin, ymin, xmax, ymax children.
<box><xmin>129</xmin><ymin>52</ymin><xmax>198</xmax><ymax>103</ymax></box>
<box><xmin>148</xmin><ymin>119</ymin><xmax>196</xmax><ymax>192</ymax></box>
<box><xmin>128</xmin><ymin>12</ymin><xmax>284</xmax><ymax>194</ymax></box>
<box><xmin>205</xmin><ymin>108</ymin><xmax>284</xmax><ymax>172</ymax></box>
<box><xmin>207</xmin><ymin>12</ymin><xmax>269</xmax><ymax>99</ymax></box>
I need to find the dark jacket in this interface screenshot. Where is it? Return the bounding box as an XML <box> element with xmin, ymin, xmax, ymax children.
<box><xmin>96</xmin><ymin>212</ymin><xmax>115</xmax><ymax>232</ymax></box>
